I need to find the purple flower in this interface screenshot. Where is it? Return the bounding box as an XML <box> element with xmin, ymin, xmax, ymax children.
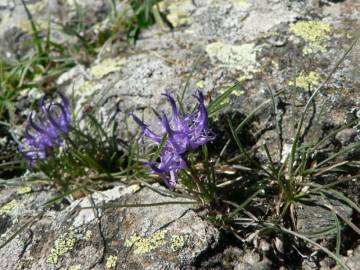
<box><xmin>131</xmin><ymin>91</ymin><xmax>215</xmax><ymax>189</ymax></box>
<box><xmin>18</xmin><ymin>92</ymin><xmax>71</xmax><ymax>168</ymax></box>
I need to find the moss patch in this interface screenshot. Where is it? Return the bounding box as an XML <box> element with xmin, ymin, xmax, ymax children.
<box><xmin>289</xmin><ymin>21</ymin><xmax>331</xmax><ymax>55</ymax></box>
<box><xmin>0</xmin><ymin>200</ymin><xmax>17</xmax><ymax>216</ymax></box>
<box><xmin>288</xmin><ymin>71</ymin><xmax>321</xmax><ymax>90</ymax></box>
<box><xmin>125</xmin><ymin>230</ymin><xmax>167</xmax><ymax>255</ymax></box>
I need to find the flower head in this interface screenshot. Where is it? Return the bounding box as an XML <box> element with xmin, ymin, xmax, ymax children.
<box><xmin>131</xmin><ymin>91</ymin><xmax>215</xmax><ymax>189</ymax></box>
<box><xmin>18</xmin><ymin>92</ymin><xmax>71</xmax><ymax>168</ymax></box>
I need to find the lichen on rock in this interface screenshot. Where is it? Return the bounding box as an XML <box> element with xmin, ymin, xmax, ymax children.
<box><xmin>171</xmin><ymin>235</ymin><xmax>186</xmax><ymax>252</ymax></box>
<box><xmin>288</xmin><ymin>71</ymin><xmax>321</xmax><ymax>90</ymax></box>
<box><xmin>17</xmin><ymin>186</ymin><xmax>32</xmax><ymax>195</ymax></box>
<box><xmin>68</xmin><ymin>265</ymin><xmax>81</xmax><ymax>270</ymax></box>
<box><xmin>47</xmin><ymin>232</ymin><xmax>76</xmax><ymax>264</ymax></box>
<box><xmin>26</xmin><ymin>0</ymin><xmax>48</xmax><ymax>14</ymax></box>
<box><xmin>17</xmin><ymin>19</ymin><xmax>48</xmax><ymax>34</ymax></box>
<box><xmin>206</xmin><ymin>42</ymin><xmax>258</xmax><ymax>75</ymax></box>
<box><xmin>89</xmin><ymin>57</ymin><xmax>125</xmax><ymax>80</ymax></box>
<box><xmin>0</xmin><ymin>199</ymin><xmax>17</xmax><ymax>216</ymax></box>
<box><xmin>290</xmin><ymin>20</ymin><xmax>332</xmax><ymax>55</ymax></box>
<box><xmin>84</xmin><ymin>230</ymin><xmax>93</xmax><ymax>241</ymax></box>
<box><xmin>125</xmin><ymin>230</ymin><xmax>167</xmax><ymax>255</ymax></box>
<box><xmin>106</xmin><ymin>255</ymin><xmax>117</xmax><ymax>269</ymax></box>
<box><xmin>211</xmin><ymin>0</ymin><xmax>250</xmax><ymax>7</ymax></box>
<box><xmin>160</xmin><ymin>0</ymin><xmax>194</xmax><ymax>27</ymax></box>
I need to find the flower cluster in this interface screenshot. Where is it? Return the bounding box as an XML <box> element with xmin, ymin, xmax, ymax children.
<box><xmin>131</xmin><ymin>91</ymin><xmax>215</xmax><ymax>189</ymax></box>
<box><xmin>18</xmin><ymin>92</ymin><xmax>71</xmax><ymax>167</ymax></box>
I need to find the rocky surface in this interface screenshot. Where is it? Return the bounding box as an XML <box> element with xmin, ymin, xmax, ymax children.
<box><xmin>296</xmin><ymin>192</ymin><xmax>353</xmax><ymax>234</ymax></box>
<box><xmin>0</xmin><ymin>184</ymin><xmax>219</xmax><ymax>269</ymax></box>
<box><xmin>335</xmin><ymin>246</ymin><xmax>360</xmax><ymax>270</ymax></box>
<box><xmin>1</xmin><ymin>0</ymin><xmax>360</xmax><ymax>269</ymax></box>
<box><xmin>0</xmin><ymin>0</ymin><xmax>110</xmax><ymax>58</ymax></box>
<box><xmin>49</xmin><ymin>0</ymin><xmax>360</xmax><ymax>148</ymax></box>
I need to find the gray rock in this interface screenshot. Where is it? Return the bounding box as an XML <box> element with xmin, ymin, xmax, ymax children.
<box><xmin>296</xmin><ymin>192</ymin><xmax>353</xmax><ymax>234</ymax></box>
<box><xmin>2</xmin><ymin>0</ymin><xmax>360</xmax><ymax>269</ymax></box>
<box><xmin>234</xmin><ymin>250</ymin><xmax>272</xmax><ymax>270</ymax></box>
<box><xmin>335</xmin><ymin>128</ymin><xmax>357</xmax><ymax>146</ymax></box>
<box><xmin>0</xmin><ymin>0</ymin><xmax>110</xmax><ymax>58</ymax></box>
<box><xmin>0</xmin><ymin>185</ymin><xmax>219</xmax><ymax>270</ymax></box>
<box><xmin>190</xmin><ymin>0</ymin><xmax>298</xmax><ymax>43</ymax></box>
<box><xmin>333</xmin><ymin>246</ymin><xmax>360</xmax><ymax>270</ymax></box>
<box><xmin>57</xmin><ymin>53</ymin><xmax>184</xmax><ymax>136</ymax></box>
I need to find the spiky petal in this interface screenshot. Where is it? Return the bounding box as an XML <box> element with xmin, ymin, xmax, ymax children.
<box><xmin>18</xmin><ymin>92</ymin><xmax>71</xmax><ymax>168</ymax></box>
<box><xmin>131</xmin><ymin>90</ymin><xmax>215</xmax><ymax>189</ymax></box>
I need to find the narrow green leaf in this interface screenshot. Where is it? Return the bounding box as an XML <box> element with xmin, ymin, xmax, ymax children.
<box><xmin>208</xmin><ymin>82</ymin><xmax>240</xmax><ymax>116</ymax></box>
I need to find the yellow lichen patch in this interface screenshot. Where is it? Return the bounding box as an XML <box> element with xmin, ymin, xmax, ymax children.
<box><xmin>27</xmin><ymin>0</ymin><xmax>48</xmax><ymax>14</ymax></box>
<box><xmin>171</xmin><ymin>235</ymin><xmax>186</xmax><ymax>252</ymax></box>
<box><xmin>160</xmin><ymin>0</ymin><xmax>193</xmax><ymax>27</ymax></box>
<box><xmin>288</xmin><ymin>71</ymin><xmax>321</xmax><ymax>90</ymax></box>
<box><xmin>196</xmin><ymin>80</ymin><xmax>205</xmax><ymax>88</ymax></box>
<box><xmin>212</xmin><ymin>0</ymin><xmax>250</xmax><ymax>7</ymax></box>
<box><xmin>238</xmin><ymin>74</ymin><xmax>253</xmax><ymax>82</ymax></box>
<box><xmin>47</xmin><ymin>234</ymin><xmax>76</xmax><ymax>264</ymax></box>
<box><xmin>69</xmin><ymin>265</ymin><xmax>81</xmax><ymax>270</ymax></box>
<box><xmin>77</xmin><ymin>80</ymin><xmax>99</xmax><ymax>94</ymax></box>
<box><xmin>220</xmin><ymin>84</ymin><xmax>244</xmax><ymax>97</ymax></box>
<box><xmin>229</xmin><ymin>0</ymin><xmax>248</xmax><ymax>5</ymax></box>
<box><xmin>18</xmin><ymin>20</ymin><xmax>48</xmax><ymax>34</ymax></box>
<box><xmin>67</xmin><ymin>0</ymin><xmax>85</xmax><ymax>7</ymax></box>
<box><xmin>0</xmin><ymin>199</ymin><xmax>17</xmax><ymax>216</ymax></box>
<box><xmin>216</xmin><ymin>84</ymin><xmax>244</xmax><ymax>106</ymax></box>
<box><xmin>84</xmin><ymin>230</ymin><xmax>93</xmax><ymax>241</ymax></box>
<box><xmin>89</xmin><ymin>57</ymin><xmax>125</xmax><ymax>79</ymax></box>
<box><xmin>17</xmin><ymin>186</ymin><xmax>32</xmax><ymax>195</ymax></box>
<box><xmin>125</xmin><ymin>230</ymin><xmax>167</xmax><ymax>255</ymax></box>
<box><xmin>289</xmin><ymin>21</ymin><xmax>331</xmax><ymax>55</ymax></box>
<box><xmin>106</xmin><ymin>255</ymin><xmax>118</xmax><ymax>269</ymax></box>
<box><xmin>206</xmin><ymin>42</ymin><xmax>258</xmax><ymax>74</ymax></box>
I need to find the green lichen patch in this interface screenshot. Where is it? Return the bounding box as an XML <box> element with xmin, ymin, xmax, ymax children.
<box><xmin>17</xmin><ymin>186</ymin><xmax>32</xmax><ymax>195</ymax></box>
<box><xmin>27</xmin><ymin>0</ymin><xmax>48</xmax><ymax>14</ymax></box>
<box><xmin>69</xmin><ymin>265</ymin><xmax>81</xmax><ymax>270</ymax></box>
<box><xmin>160</xmin><ymin>0</ymin><xmax>193</xmax><ymax>27</ymax></box>
<box><xmin>217</xmin><ymin>84</ymin><xmax>244</xmax><ymax>106</ymax></box>
<box><xmin>84</xmin><ymin>230</ymin><xmax>93</xmax><ymax>241</ymax></box>
<box><xmin>77</xmin><ymin>80</ymin><xmax>103</xmax><ymax>95</ymax></box>
<box><xmin>171</xmin><ymin>235</ymin><xmax>186</xmax><ymax>252</ymax></box>
<box><xmin>89</xmin><ymin>57</ymin><xmax>125</xmax><ymax>79</ymax></box>
<box><xmin>106</xmin><ymin>255</ymin><xmax>118</xmax><ymax>269</ymax></box>
<box><xmin>125</xmin><ymin>230</ymin><xmax>167</xmax><ymax>255</ymax></box>
<box><xmin>0</xmin><ymin>199</ymin><xmax>17</xmax><ymax>216</ymax></box>
<box><xmin>288</xmin><ymin>71</ymin><xmax>321</xmax><ymax>90</ymax></box>
<box><xmin>212</xmin><ymin>0</ymin><xmax>250</xmax><ymax>7</ymax></box>
<box><xmin>206</xmin><ymin>42</ymin><xmax>259</xmax><ymax>75</ymax></box>
<box><xmin>17</xmin><ymin>20</ymin><xmax>48</xmax><ymax>34</ymax></box>
<box><xmin>47</xmin><ymin>233</ymin><xmax>76</xmax><ymax>264</ymax></box>
<box><xmin>196</xmin><ymin>80</ymin><xmax>205</xmax><ymax>89</ymax></box>
<box><xmin>289</xmin><ymin>21</ymin><xmax>331</xmax><ymax>55</ymax></box>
